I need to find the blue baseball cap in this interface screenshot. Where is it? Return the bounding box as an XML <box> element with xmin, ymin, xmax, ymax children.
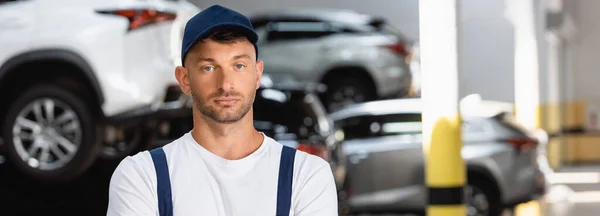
<box><xmin>181</xmin><ymin>5</ymin><xmax>259</xmax><ymax>65</ymax></box>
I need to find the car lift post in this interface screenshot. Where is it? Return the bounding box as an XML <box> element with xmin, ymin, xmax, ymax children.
<box><xmin>511</xmin><ymin>0</ymin><xmax>542</xmax><ymax>130</ymax></box>
<box><xmin>511</xmin><ymin>0</ymin><xmax>544</xmax><ymax>214</ymax></box>
<box><xmin>419</xmin><ymin>0</ymin><xmax>466</xmax><ymax>215</ymax></box>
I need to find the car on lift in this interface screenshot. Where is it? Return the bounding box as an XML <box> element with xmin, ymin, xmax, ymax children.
<box><xmin>248</xmin><ymin>8</ymin><xmax>414</xmax><ymax>112</ymax></box>
<box><xmin>329</xmin><ymin>97</ymin><xmax>548</xmax><ymax>216</ymax></box>
<box><xmin>0</xmin><ymin>0</ymin><xmax>200</xmax><ymax>181</ymax></box>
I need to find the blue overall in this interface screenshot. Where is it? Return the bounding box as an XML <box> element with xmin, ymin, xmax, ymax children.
<box><xmin>149</xmin><ymin>146</ymin><xmax>297</xmax><ymax>216</ymax></box>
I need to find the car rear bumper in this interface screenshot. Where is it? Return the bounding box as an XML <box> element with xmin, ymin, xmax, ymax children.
<box><xmin>104</xmin><ymin>85</ymin><xmax>191</xmax><ymax>126</ymax></box>
<box><xmin>503</xmin><ymin>167</ymin><xmax>547</xmax><ymax>207</ymax></box>
<box><xmin>534</xmin><ymin>168</ymin><xmax>549</xmax><ymax>196</ymax></box>
<box><xmin>372</xmin><ymin>64</ymin><xmax>413</xmax><ymax>98</ymax></box>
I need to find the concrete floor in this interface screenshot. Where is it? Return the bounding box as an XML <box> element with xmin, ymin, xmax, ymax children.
<box><xmin>507</xmin><ymin>164</ymin><xmax>600</xmax><ymax>216</ymax></box>
<box><xmin>351</xmin><ymin>164</ymin><xmax>600</xmax><ymax>216</ymax></box>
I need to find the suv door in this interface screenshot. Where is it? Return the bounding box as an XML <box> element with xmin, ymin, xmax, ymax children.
<box><xmin>256</xmin><ymin>21</ymin><xmax>336</xmax><ymax>84</ymax></box>
<box><xmin>337</xmin><ymin>113</ymin><xmax>425</xmax><ymax>211</ymax></box>
<box><xmin>363</xmin><ymin>113</ymin><xmax>425</xmax><ymax>210</ymax></box>
<box><xmin>335</xmin><ymin>115</ymin><xmax>376</xmax><ymax>211</ymax></box>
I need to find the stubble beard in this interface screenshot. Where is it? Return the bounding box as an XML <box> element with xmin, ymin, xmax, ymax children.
<box><xmin>191</xmin><ymin>89</ymin><xmax>255</xmax><ymax>124</ymax></box>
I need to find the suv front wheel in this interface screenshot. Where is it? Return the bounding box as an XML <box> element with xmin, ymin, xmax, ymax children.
<box><xmin>2</xmin><ymin>84</ymin><xmax>101</xmax><ymax>182</ymax></box>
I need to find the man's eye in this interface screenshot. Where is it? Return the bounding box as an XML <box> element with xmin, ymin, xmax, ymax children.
<box><xmin>202</xmin><ymin>66</ymin><xmax>213</xmax><ymax>72</ymax></box>
<box><xmin>235</xmin><ymin>64</ymin><xmax>245</xmax><ymax>70</ymax></box>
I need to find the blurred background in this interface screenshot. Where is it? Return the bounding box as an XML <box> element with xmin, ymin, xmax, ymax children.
<box><xmin>0</xmin><ymin>0</ymin><xmax>598</xmax><ymax>215</ymax></box>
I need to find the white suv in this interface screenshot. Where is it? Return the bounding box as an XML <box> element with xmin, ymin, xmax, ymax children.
<box><xmin>249</xmin><ymin>9</ymin><xmax>414</xmax><ymax>112</ymax></box>
<box><xmin>0</xmin><ymin>0</ymin><xmax>200</xmax><ymax>181</ymax></box>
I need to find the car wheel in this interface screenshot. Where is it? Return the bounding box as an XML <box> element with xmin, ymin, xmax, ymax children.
<box><xmin>466</xmin><ymin>183</ymin><xmax>501</xmax><ymax>216</ymax></box>
<box><xmin>323</xmin><ymin>78</ymin><xmax>375</xmax><ymax>112</ymax></box>
<box><xmin>2</xmin><ymin>84</ymin><xmax>101</xmax><ymax>182</ymax></box>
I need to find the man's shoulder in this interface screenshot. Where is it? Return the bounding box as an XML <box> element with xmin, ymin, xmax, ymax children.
<box><xmin>293</xmin><ymin>149</ymin><xmax>330</xmax><ymax>176</ymax></box>
<box><xmin>111</xmin><ymin>134</ymin><xmax>189</xmax><ymax>181</ymax></box>
<box><xmin>263</xmin><ymin>135</ymin><xmax>330</xmax><ymax>172</ymax></box>
<box><xmin>111</xmin><ymin>149</ymin><xmax>154</xmax><ymax>182</ymax></box>
<box><xmin>282</xmin><ymin>142</ymin><xmax>338</xmax><ymax>212</ymax></box>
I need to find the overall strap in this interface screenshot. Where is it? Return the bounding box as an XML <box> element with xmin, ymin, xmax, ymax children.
<box><xmin>276</xmin><ymin>146</ymin><xmax>297</xmax><ymax>216</ymax></box>
<box><xmin>150</xmin><ymin>147</ymin><xmax>174</xmax><ymax>216</ymax></box>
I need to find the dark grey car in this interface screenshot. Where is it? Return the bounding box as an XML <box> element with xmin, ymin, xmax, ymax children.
<box><xmin>329</xmin><ymin>98</ymin><xmax>547</xmax><ymax>216</ymax></box>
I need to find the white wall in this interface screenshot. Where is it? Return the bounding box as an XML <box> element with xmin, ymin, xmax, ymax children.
<box><xmin>458</xmin><ymin>0</ymin><xmax>515</xmax><ymax>102</ymax></box>
<box><xmin>570</xmin><ymin>0</ymin><xmax>600</xmax><ymax>103</ymax></box>
<box><xmin>192</xmin><ymin>0</ymin><xmax>548</xmax><ymax>103</ymax></box>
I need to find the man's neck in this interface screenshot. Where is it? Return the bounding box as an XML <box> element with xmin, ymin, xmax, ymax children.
<box><xmin>190</xmin><ymin>111</ymin><xmax>264</xmax><ymax>160</ymax></box>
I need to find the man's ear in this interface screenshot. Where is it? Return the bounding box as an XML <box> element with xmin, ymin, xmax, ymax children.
<box><xmin>175</xmin><ymin>66</ymin><xmax>191</xmax><ymax>95</ymax></box>
<box><xmin>255</xmin><ymin>60</ymin><xmax>264</xmax><ymax>90</ymax></box>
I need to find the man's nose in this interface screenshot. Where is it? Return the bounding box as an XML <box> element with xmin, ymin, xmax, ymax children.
<box><xmin>216</xmin><ymin>68</ymin><xmax>235</xmax><ymax>91</ymax></box>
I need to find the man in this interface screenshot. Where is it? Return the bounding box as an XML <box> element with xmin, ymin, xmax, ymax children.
<box><xmin>106</xmin><ymin>4</ymin><xmax>338</xmax><ymax>216</ymax></box>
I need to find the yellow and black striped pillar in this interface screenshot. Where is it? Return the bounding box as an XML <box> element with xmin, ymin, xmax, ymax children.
<box><xmin>425</xmin><ymin>115</ymin><xmax>466</xmax><ymax>215</ymax></box>
<box><xmin>419</xmin><ymin>0</ymin><xmax>466</xmax><ymax>215</ymax></box>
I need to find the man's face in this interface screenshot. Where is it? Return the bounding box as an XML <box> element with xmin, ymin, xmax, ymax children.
<box><xmin>175</xmin><ymin>37</ymin><xmax>263</xmax><ymax>124</ymax></box>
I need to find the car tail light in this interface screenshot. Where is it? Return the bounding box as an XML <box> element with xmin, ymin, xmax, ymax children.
<box><xmin>383</xmin><ymin>42</ymin><xmax>409</xmax><ymax>57</ymax></box>
<box><xmin>507</xmin><ymin>137</ymin><xmax>538</xmax><ymax>152</ymax></box>
<box><xmin>98</xmin><ymin>9</ymin><xmax>177</xmax><ymax>30</ymax></box>
<box><xmin>297</xmin><ymin>143</ymin><xmax>329</xmax><ymax>161</ymax></box>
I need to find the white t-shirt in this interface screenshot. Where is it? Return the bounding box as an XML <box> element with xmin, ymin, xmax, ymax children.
<box><xmin>106</xmin><ymin>132</ymin><xmax>338</xmax><ymax>216</ymax></box>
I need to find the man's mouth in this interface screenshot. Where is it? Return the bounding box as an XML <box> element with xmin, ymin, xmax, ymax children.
<box><xmin>214</xmin><ymin>97</ymin><xmax>240</xmax><ymax>106</ymax></box>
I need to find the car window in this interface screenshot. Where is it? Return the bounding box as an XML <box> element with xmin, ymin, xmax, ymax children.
<box><xmin>335</xmin><ymin>23</ymin><xmax>377</xmax><ymax>33</ymax></box>
<box><xmin>265</xmin><ymin>21</ymin><xmax>337</xmax><ymax>42</ymax></box>
<box><xmin>462</xmin><ymin>120</ymin><xmax>484</xmax><ymax>133</ymax></box>
<box><xmin>336</xmin><ymin>113</ymin><xmax>422</xmax><ymax>140</ymax></box>
<box><xmin>336</xmin><ymin>113</ymin><xmax>494</xmax><ymax>141</ymax></box>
